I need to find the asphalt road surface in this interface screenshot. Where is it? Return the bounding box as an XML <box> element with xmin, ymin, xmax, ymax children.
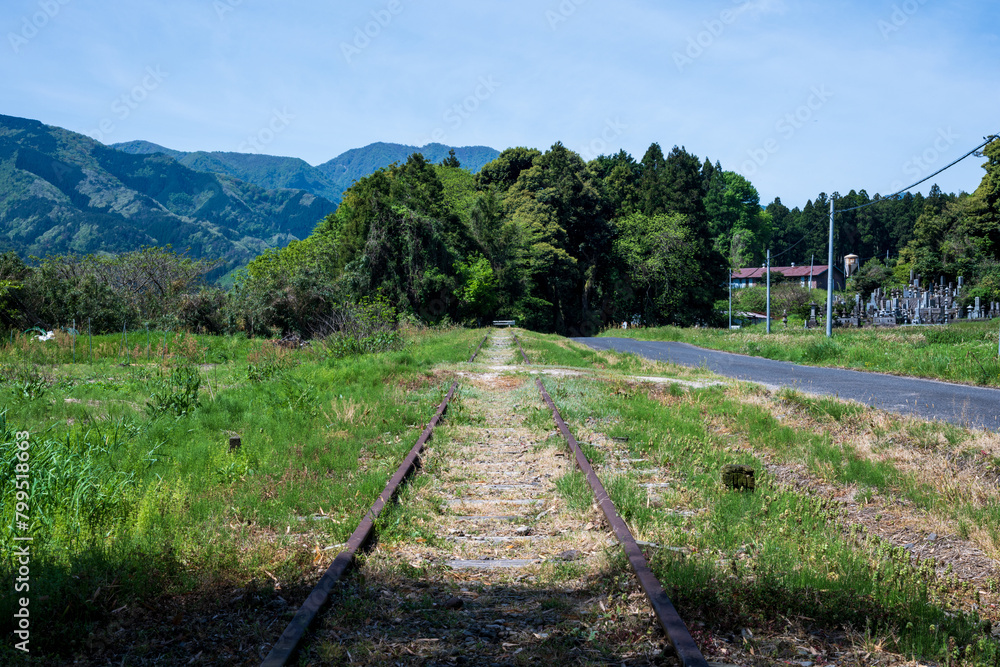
<box><xmin>577</xmin><ymin>337</ymin><xmax>1000</xmax><ymax>431</ymax></box>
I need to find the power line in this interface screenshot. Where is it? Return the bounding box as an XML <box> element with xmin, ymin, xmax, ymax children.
<box><xmin>837</xmin><ymin>134</ymin><xmax>997</xmax><ymax>214</ymax></box>
<box><xmin>735</xmin><ymin>135</ymin><xmax>996</xmax><ymax>268</ymax></box>
<box><xmin>770</xmin><ymin>233</ymin><xmax>806</xmax><ymax>260</ymax></box>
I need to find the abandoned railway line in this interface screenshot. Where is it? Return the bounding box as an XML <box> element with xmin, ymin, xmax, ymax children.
<box><xmin>260</xmin><ymin>331</ymin><xmax>710</xmax><ymax>666</ymax></box>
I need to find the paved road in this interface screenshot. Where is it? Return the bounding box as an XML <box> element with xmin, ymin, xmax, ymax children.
<box><xmin>576</xmin><ymin>337</ymin><xmax>1000</xmax><ymax>431</ymax></box>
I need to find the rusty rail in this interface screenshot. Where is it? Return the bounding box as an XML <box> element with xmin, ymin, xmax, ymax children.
<box><xmin>260</xmin><ymin>335</ymin><xmax>485</xmax><ymax>666</ymax></box>
<box><xmin>470</xmin><ymin>332</ymin><xmax>488</xmax><ymax>362</ymax></box>
<box><xmin>521</xmin><ymin>338</ymin><xmax>708</xmax><ymax>666</ymax></box>
<box><xmin>513</xmin><ymin>334</ymin><xmax>529</xmax><ymax>364</ymax></box>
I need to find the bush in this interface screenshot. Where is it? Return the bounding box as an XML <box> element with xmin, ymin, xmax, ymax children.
<box><xmin>313</xmin><ymin>294</ymin><xmax>404</xmax><ymax>359</ymax></box>
<box><xmin>146</xmin><ymin>366</ymin><xmax>202</xmax><ymax>417</ymax></box>
<box><xmin>177</xmin><ymin>288</ymin><xmax>228</xmax><ymax>334</ymax></box>
<box><xmin>849</xmin><ymin>259</ymin><xmax>893</xmax><ymax>300</ymax></box>
<box><xmin>12</xmin><ymin>248</ymin><xmax>219</xmax><ymax>334</ymax></box>
<box><xmin>733</xmin><ymin>286</ymin><xmax>767</xmax><ymax>313</ymax></box>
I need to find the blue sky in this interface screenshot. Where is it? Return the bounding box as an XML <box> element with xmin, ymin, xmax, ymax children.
<box><xmin>2</xmin><ymin>0</ymin><xmax>998</xmax><ymax>207</ymax></box>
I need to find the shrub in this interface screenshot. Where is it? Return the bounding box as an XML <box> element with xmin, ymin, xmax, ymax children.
<box><xmin>146</xmin><ymin>366</ymin><xmax>202</xmax><ymax>417</ymax></box>
<box><xmin>732</xmin><ymin>284</ymin><xmax>815</xmax><ymax>320</ymax></box>
<box><xmin>313</xmin><ymin>294</ymin><xmax>404</xmax><ymax>359</ymax></box>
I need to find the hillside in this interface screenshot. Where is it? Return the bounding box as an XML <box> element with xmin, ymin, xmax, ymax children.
<box><xmin>113</xmin><ymin>140</ymin><xmax>500</xmax><ymax>203</ymax></box>
<box><xmin>112</xmin><ymin>141</ymin><xmax>343</xmax><ymax>202</ymax></box>
<box><xmin>315</xmin><ymin>142</ymin><xmax>499</xmax><ymax>195</ymax></box>
<box><xmin>0</xmin><ymin>115</ymin><xmax>337</xmax><ymax>274</ymax></box>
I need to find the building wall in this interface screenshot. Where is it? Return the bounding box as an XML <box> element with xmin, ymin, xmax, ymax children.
<box><xmin>731</xmin><ymin>271</ymin><xmax>844</xmax><ymax>290</ymax></box>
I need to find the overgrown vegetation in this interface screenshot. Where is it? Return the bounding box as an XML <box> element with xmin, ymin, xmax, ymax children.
<box><xmin>3</xmin><ymin>131</ymin><xmax>999</xmax><ymax>338</ymax></box>
<box><xmin>517</xmin><ymin>330</ymin><xmax>1000</xmax><ymax>665</ymax></box>
<box><xmin>0</xmin><ymin>325</ymin><xmax>481</xmax><ymax>661</ymax></box>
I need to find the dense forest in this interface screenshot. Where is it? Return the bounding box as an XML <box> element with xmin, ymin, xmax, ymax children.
<box><xmin>230</xmin><ymin>137</ymin><xmax>1000</xmax><ymax>335</ymax></box>
<box><xmin>1</xmin><ymin>137</ymin><xmax>998</xmax><ymax>336</ymax></box>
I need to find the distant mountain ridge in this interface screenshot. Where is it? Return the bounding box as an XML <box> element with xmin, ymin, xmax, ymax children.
<box><xmin>111</xmin><ymin>140</ymin><xmax>500</xmax><ymax>203</ymax></box>
<box><xmin>111</xmin><ymin>140</ymin><xmax>343</xmax><ymax>202</ymax></box>
<box><xmin>0</xmin><ymin>115</ymin><xmax>337</xmax><ymax>275</ymax></box>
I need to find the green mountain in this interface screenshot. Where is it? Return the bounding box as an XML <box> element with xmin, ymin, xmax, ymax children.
<box><xmin>112</xmin><ymin>140</ymin><xmax>501</xmax><ymax>203</ymax></box>
<box><xmin>0</xmin><ymin>115</ymin><xmax>337</xmax><ymax>275</ymax></box>
<box><xmin>110</xmin><ymin>140</ymin><xmax>187</xmax><ymax>161</ymax></box>
<box><xmin>315</xmin><ymin>142</ymin><xmax>500</xmax><ymax>195</ymax></box>
<box><xmin>112</xmin><ymin>140</ymin><xmax>343</xmax><ymax>202</ymax></box>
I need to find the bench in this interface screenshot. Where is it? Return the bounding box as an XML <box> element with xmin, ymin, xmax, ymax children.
<box><xmin>492</xmin><ymin>320</ymin><xmax>516</xmax><ymax>328</ymax></box>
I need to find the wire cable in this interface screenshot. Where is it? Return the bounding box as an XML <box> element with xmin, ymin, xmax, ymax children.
<box><xmin>837</xmin><ymin>135</ymin><xmax>997</xmax><ymax>214</ymax></box>
<box><xmin>770</xmin><ymin>233</ymin><xmax>807</xmax><ymax>260</ymax></box>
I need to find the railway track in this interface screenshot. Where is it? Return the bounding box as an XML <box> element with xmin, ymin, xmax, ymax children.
<box><xmin>261</xmin><ymin>331</ymin><xmax>711</xmax><ymax>666</ymax></box>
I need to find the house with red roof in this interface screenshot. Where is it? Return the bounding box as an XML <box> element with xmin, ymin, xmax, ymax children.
<box><xmin>731</xmin><ymin>264</ymin><xmax>845</xmax><ymax>291</ymax></box>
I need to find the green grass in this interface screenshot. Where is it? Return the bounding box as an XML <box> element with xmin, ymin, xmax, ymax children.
<box><xmin>7</xmin><ymin>324</ymin><xmax>1000</xmax><ymax>664</ymax></box>
<box><xmin>534</xmin><ymin>371</ymin><xmax>999</xmax><ymax>664</ymax></box>
<box><xmin>0</xmin><ymin>325</ymin><xmax>482</xmax><ymax>659</ymax></box>
<box><xmin>603</xmin><ymin>319</ymin><xmax>1000</xmax><ymax>386</ymax></box>
<box><xmin>554</xmin><ymin>471</ymin><xmax>592</xmax><ymax>512</ymax></box>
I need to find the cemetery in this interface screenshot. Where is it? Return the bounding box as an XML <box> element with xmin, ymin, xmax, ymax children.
<box><xmin>838</xmin><ymin>275</ymin><xmax>996</xmax><ymax>328</ymax></box>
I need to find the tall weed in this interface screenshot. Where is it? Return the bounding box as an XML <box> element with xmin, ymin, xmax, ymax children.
<box><xmin>146</xmin><ymin>366</ymin><xmax>201</xmax><ymax>417</ymax></box>
<box><xmin>0</xmin><ymin>413</ymin><xmax>159</xmax><ymax>544</ymax></box>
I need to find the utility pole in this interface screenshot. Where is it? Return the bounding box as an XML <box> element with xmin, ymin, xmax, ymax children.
<box><xmin>826</xmin><ymin>199</ymin><xmax>834</xmax><ymax>338</ymax></box>
<box><xmin>766</xmin><ymin>248</ymin><xmax>771</xmax><ymax>334</ymax></box>
<box><xmin>728</xmin><ymin>265</ymin><xmax>733</xmax><ymax>331</ymax></box>
<box><xmin>809</xmin><ymin>255</ymin><xmax>814</xmax><ymax>291</ymax></box>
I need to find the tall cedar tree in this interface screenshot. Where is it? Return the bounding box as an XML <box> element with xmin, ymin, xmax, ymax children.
<box><xmin>505</xmin><ymin>143</ymin><xmax>612</xmax><ymax>334</ymax></box>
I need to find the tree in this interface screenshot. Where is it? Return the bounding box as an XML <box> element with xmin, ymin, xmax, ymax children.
<box><xmin>24</xmin><ymin>247</ymin><xmax>218</xmax><ymax>331</ymax></box>
<box><xmin>613</xmin><ymin>212</ymin><xmax>700</xmax><ymax>326</ymax></box>
<box><xmin>260</xmin><ymin>154</ymin><xmax>465</xmax><ymax>327</ymax></box>
<box><xmin>962</xmin><ymin>137</ymin><xmax>1000</xmax><ymax>257</ymax></box>
<box><xmin>454</xmin><ymin>254</ymin><xmax>498</xmax><ymax>323</ymax></box>
<box><xmin>663</xmin><ymin>145</ymin><xmax>708</xmax><ymax>230</ymax></box>
<box><xmin>849</xmin><ymin>259</ymin><xmax>892</xmax><ymax>300</ymax></box>
<box><xmin>705</xmin><ymin>171</ymin><xmax>772</xmax><ymax>266</ymax></box>
<box><xmin>440</xmin><ymin>148</ymin><xmax>461</xmax><ymax>168</ymax></box>
<box><xmin>468</xmin><ymin>189</ymin><xmax>526</xmax><ymax>317</ymax></box>
<box><xmin>504</xmin><ymin>143</ymin><xmax>612</xmax><ymax>333</ymax></box>
<box><xmin>477</xmin><ymin>147</ymin><xmax>541</xmax><ymax>192</ymax></box>
<box><xmin>0</xmin><ymin>252</ymin><xmax>29</xmax><ymax>329</ymax></box>
<box><xmin>637</xmin><ymin>143</ymin><xmax>668</xmax><ymax>216</ymax></box>
<box><xmin>590</xmin><ymin>150</ymin><xmax>640</xmax><ymax>214</ymax></box>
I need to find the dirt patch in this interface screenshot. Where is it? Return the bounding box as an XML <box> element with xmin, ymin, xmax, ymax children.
<box><xmin>393</xmin><ymin>369</ymin><xmax>452</xmax><ymax>392</ymax></box>
<box><xmin>458</xmin><ymin>371</ymin><xmax>526</xmax><ymax>391</ymax></box>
